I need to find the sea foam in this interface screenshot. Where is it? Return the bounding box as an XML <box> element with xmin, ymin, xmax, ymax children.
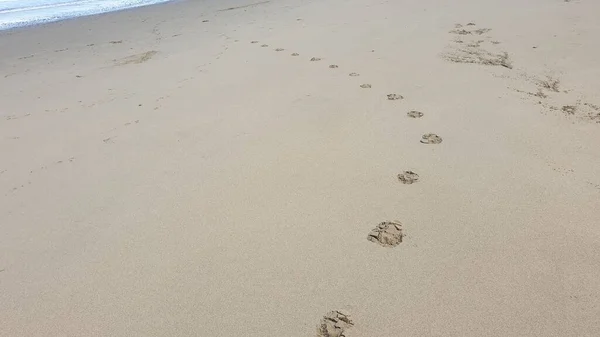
<box><xmin>0</xmin><ymin>0</ymin><xmax>172</xmax><ymax>30</ymax></box>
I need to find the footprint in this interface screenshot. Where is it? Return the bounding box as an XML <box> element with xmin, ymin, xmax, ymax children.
<box><xmin>251</xmin><ymin>41</ymin><xmax>258</xmax><ymax>44</ymax></box>
<box><xmin>275</xmin><ymin>48</ymin><xmax>284</xmax><ymax>51</ymax></box>
<box><xmin>310</xmin><ymin>57</ymin><xmax>322</xmax><ymax>61</ymax></box>
<box><xmin>367</xmin><ymin>221</ymin><xmax>404</xmax><ymax>247</ymax></box>
<box><xmin>317</xmin><ymin>311</ymin><xmax>354</xmax><ymax>337</ymax></box>
<box><xmin>387</xmin><ymin>94</ymin><xmax>404</xmax><ymax>100</ymax></box>
<box><xmin>329</xmin><ymin>64</ymin><xmax>339</xmax><ymax>69</ymax></box>
<box><xmin>420</xmin><ymin>133</ymin><xmax>443</xmax><ymax>144</ymax></box>
<box><xmin>291</xmin><ymin>53</ymin><xmax>299</xmax><ymax>56</ymax></box>
<box><xmin>261</xmin><ymin>44</ymin><xmax>268</xmax><ymax>47</ymax></box>
<box><xmin>349</xmin><ymin>72</ymin><xmax>360</xmax><ymax>77</ymax></box>
<box><xmin>473</xmin><ymin>28</ymin><xmax>492</xmax><ymax>35</ymax></box>
<box><xmin>407</xmin><ymin>110</ymin><xmax>423</xmax><ymax>118</ymax></box>
<box><xmin>398</xmin><ymin>171</ymin><xmax>419</xmax><ymax>184</ymax></box>
<box><xmin>360</xmin><ymin>84</ymin><xmax>372</xmax><ymax>88</ymax></box>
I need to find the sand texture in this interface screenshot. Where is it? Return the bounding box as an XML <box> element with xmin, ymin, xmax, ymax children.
<box><xmin>1</xmin><ymin>0</ymin><xmax>600</xmax><ymax>336</ymax></box>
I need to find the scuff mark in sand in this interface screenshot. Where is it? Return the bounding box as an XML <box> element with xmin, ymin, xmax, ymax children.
<box><xmin>114</xmin><ymin>51</ymin><xmax>158</xmax><ymax>66</ymax></box>
<box><xmin>219</xmin><ymin>1</ymin><xmax>270</xmax><ymax>12</ymax></box>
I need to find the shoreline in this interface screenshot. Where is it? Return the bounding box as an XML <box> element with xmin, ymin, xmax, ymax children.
<box><xmin>0</xmin><ymin>0</ymin><xmax>179</xmax><ymax>32</ymax></box>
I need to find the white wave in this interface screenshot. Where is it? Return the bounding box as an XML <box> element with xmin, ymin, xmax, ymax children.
<box><xmin>0</xmin><ymin>0</ymin><xmax>172</xmax><ymax>30</ymax></box>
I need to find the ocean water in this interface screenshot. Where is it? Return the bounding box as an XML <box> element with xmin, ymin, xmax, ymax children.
<box><xmin>0</xmin><ymin>0</ymin><xmax>172</xmax><ymax>30</ymax></box>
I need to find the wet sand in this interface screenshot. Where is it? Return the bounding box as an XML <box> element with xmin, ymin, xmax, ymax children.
<box><xmin>1</xmin><ymin>0</ymin><xmax>600</xmax><ymax>336</ymax></box>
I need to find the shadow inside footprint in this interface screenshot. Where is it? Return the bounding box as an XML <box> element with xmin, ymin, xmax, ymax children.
<box><xmin>420</xmin><ymin>133</ymin><xmax>443</xmax><ymax>144</ymax></box>
<box><xmin>360</xmin><ymin>84</ymin><xmax>372</xmax><ymax>88</ymax></box>
<box><xmin>387</xmin><ymin>94</ymin><xmax>404</xmax><ymax>100</ymax></box>
<box><xmin>291</xmin><ymin>53</ymin><xmax>299</xmax><ymax>56</ymax></box>
<box><xmin>398</xmin><ymin>171</ymin><xmax>419</xmax><ymax>184</ymax></box>
<box><xmin>261</xmin><ymin>44</ymin><xmax>268</xmax><ymax>47</ymax></box>
<box><xmin>275</xmin><ymin>48</ymin><xmax>284</xmax><ymax>51</ymax></box>
<box><xmin>367</xmin><ymin>221</ymin><xmax>404</xmax><ymax>247</ymax></box>
<box><xmin>407</xmin><ymin>110</ymin><xmax>424</xmax><ymax>118</ymax></box>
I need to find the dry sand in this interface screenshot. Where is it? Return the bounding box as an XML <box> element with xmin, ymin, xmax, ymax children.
<box><xmin>1</xmin><ymin>0</ymin><xmax>600</xmax><ymax>335</ymax></box>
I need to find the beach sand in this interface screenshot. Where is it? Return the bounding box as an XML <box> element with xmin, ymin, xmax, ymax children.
<box><xmin>1</xmin><ymin>0</ymin><xmax>600</xmax><ymax>335</ymax></box>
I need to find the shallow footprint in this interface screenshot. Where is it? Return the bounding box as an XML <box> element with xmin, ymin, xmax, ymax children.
<box><xmin>310</xmin><ymin>57</ymin><xmax>322</xmax><ymax>61</ymax></box>
<box><xmin>329</xmin><ymin>64</ymin><xmax>339</xmax><ymax>69</ymax></box>
<box><xmin>367</xmin><ymin>221</ymin><xmax>404</xmax><ymax>247</ymax></box>
<box><xmin>387</xmin><ymin>94</ymin><xmax>404</xmax><ymax>100</ymax></box>
<box><xmin>275</xmin><ymin>48</ymin><xmax>284</xmax><ymax>51</ymax></box>
<box><xmin>398</xmin><ymin>171</ymin><xmax>419</xmax><ymax>184</ymax></box>
<box><xmin>251</xmin><ymin>41</ymin><xmax>258</xmax><ymax>43</ymax></box>
<box><xmin>261</xmin><ymin>44</ymin><xmax>268</xmax><ymax>47</ymax></box>
<box><xmin>317</xmin><ymin>311</ymin><xmax>354</xmax><ymax>337</ymax></box>
<box><xmin>407</xmin><ymin>110</ymin><xmax>424</xmax><ymax>118</ymax></box>
<box><xmin>349</xmin><ymin>72</ymin><xmax>360</xmax><ymax>77</ymax></box>
<box><xmin>360</xmin><ymin>84</ymin><xmax>372</xmax><ymax>89</ymax></box>
<box><xmin>291</xmin><ymin>53</ymin><xmax>299</xmax><ymax>56</ymax></box>
<box><xmin>420</xmin><ymin>133</ymin><xmax>442</xmax><ymax>144</ymax></box>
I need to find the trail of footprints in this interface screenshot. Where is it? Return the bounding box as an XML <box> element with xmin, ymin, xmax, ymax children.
<box><xmin>442</xmin><ymin>22</ymin><xmax>599</xmax><ymax>123</ymax></box>
<box><xmin>249</xmin><ymin>36</ymin><xmax>444</xmax><ymax>336</ymax></box>
<box><xmin>248</xmin><ymin>20</ymin><xmax>597</xmax><ymax>333</ymax></box>
<box><xmin>442</xmin><ymin>22</ymin><xmax>512</xmax><ymax>69</ymax></box>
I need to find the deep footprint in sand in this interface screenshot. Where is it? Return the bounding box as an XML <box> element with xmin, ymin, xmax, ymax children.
<box><xmin>317</xmin><ymin>311</ymin><xmax>354</xmax><ymax>337</ymax></box>
<box><xmin>310</xmin><ymin>57</ymin><xmax>322</xmax><ymax>61</ymax></box>
<box><xmin>398</xmin><ymin>171</ymin><xmax>419</xmax><ymax>184</ymax></box>
<box><xmin>387</xmin><ymin>93</ymin><xmax>404</xmax><ymax>100</ymax></box>
<box><xmin>349</xmin><ymin>72</ymin><xmax>360</xmax><ymax>77</ymax></box>
<box><xmin>407</xmin><ymin>110</ymin><xmax>424</xmax><ymax>118</ymax></box>
<box><xmin>367</xmin><ymin>221</ymin><xmax>404</xmax><ymax>247</ymax></box>
<box><xmin>360</xmin><ymin>84</ymin><xmax>372</xmax><ymax>89</ymax></box>
<box><xmin>420</xmin><ymin>133</ymin><xmax>443</xmax><ymax>144</ymax></box>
